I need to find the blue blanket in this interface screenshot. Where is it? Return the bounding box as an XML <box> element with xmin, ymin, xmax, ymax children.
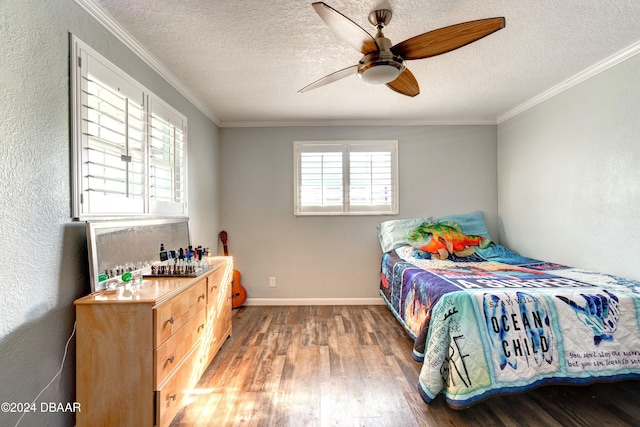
<box><xmin>380</xmin><ymin>246</ymin><xmax>640</xmax><ymax>407</ymax></box>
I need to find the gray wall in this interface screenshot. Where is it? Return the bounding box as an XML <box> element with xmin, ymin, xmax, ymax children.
<box><xmin>497</xmin><ymin>53</ymin><xmax>640</xmax><ymax>280</ymax></box>
<box><xmin>0</xmin><ymin>1</ymin><xmax>220</xmax><ymax>425</ymax></box>
<box><xmin>220</xmin><ymin>125</ymin><xmax>498</xmax><ymax>301</ymax></box>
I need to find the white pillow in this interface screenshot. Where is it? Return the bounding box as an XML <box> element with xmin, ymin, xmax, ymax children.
<box><xmin>377</xmin><ymin>216</ymin><xmax>432</xmax><ymax>253</ymax></box>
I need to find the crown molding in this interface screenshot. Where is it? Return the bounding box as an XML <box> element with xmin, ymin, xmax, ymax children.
<box><xmin>74</xmin><ymin>0</ymin><xmax>220</xmax><ymax>126</ymax></box>
<box><xmin>219</xmin><ymin>119</ymin><xmax>497</xmax><ymax>128</ymax></box>
<box><xmin>497</xmin><ymin>40</ymin><xmax>640</xmax><ymax>124</ymax></box>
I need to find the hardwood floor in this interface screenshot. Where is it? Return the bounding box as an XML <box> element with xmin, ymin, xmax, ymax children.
<box><xmin>170</xmin><ymin>305</ymin><xmax>640</xmax><ymax>427</ymax></box>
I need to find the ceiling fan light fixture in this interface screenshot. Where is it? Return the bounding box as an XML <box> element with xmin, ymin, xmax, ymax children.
<box><xmin>359</xmin><ymin>64</ymin><xmax>401</xmax><ymax>84</ymax></box>
<box><xmin>357</xmin><ymin>52</ymin><xmax>405</xmax><ymax>85</ymax></box>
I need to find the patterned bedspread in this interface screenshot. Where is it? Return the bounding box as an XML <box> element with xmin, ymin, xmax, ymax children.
<box><xmin>380</xmin><ymin>246</ymin><xmax>640</xmax><ymax>408</ymax></box>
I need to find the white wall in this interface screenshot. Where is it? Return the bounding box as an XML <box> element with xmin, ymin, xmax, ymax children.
<box><xmin>497</xmin><ymin>53</ymin><xmax>640</xmax><ymax>280</ymax></box>
<box><xmin>0</xmin><ymin>1</ymin><xmax>220</xmax><ymax>425</ymax></box>
<box><xmin>220</xmin><ymin>125</ymin><xmax>497</xmax><ymax>301</ymax></box>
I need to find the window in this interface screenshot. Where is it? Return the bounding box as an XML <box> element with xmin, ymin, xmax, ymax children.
<box><xmin>294</xmin><ymin>141</ymin><xmax>398</xmax><ymax>215</ymax></box>
<box><xmin>71</xmin><ymin>36</ymin><xmax>187</xmax><ymax>218</ymax></box>
<box><xmin>148</xmin><ymin>98</ymin><xmax>187</xmax><ymax>215</ymax></box>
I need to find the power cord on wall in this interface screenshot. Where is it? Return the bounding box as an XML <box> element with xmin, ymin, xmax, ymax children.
<box><xmin>14</xmin><ymin>321</ymin><xmax>76</xmax><ymax>427</ymax></box>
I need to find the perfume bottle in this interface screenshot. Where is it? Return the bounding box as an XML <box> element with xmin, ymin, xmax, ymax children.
<box><xmin>160</xmin><ymin>243</ymin><xmax>168</xmax><ymax>261</ymax></box>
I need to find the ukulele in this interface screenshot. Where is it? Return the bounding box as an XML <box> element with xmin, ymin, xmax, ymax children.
<box><xmin>219</xmin><ymin>231</ymin><xmax>247</xmax><ymax>308</ymax></box>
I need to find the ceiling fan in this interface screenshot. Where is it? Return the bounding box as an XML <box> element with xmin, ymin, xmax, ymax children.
<box><xmin>298</xmin><ymin>2</ymin><xmax>505</xmax><ymax>97</ymax></box>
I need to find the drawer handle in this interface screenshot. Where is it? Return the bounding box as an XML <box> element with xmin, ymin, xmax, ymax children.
<box><xmin>211</xmin><ymin>284</ymin><xmax>218</xmax><ymax>290</ymax></box>
<box><xmin>198</xmin><ymin>293</ymin><xmax>205</xmax><ymax>301</ymax></box>
<box><xmin>169</xmin><ymin>393</ymin><xmax>177</xmax><ymax>401</ymax></box>
<box><xmin>167</xmin><ymin>316</ymin><xmax>175</xmax><ymax>325</ymax></box>
<box><xmin>198</xmin><ymin>324</ymin><xmax>205</xmax><ymax>332</ymax></box>
<box><xmin>167</xmin><ymin>355</ymin><xmax>175</xmax><ymax>363</ymax></box>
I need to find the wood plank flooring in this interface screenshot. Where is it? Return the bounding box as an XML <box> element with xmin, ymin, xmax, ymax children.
<box><xmin>170</xmin><ymin>305</ymin><xmax>640</xmax><ymax>427</ymax></box>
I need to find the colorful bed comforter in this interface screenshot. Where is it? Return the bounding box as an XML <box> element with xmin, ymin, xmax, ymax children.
<box><xmin>380</xmin><ymin>245</ymin><xmax>640</xmax><ymax>408</ymax></box>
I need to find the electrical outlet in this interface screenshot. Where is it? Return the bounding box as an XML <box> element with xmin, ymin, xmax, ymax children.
<box><xmin>269</xmin><ymin>277</ymin><xmax>276</xmax><ymax>288</ymax></box>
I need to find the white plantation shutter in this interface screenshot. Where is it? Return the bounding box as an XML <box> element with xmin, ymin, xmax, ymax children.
<box><xmin>298</xmin><ymin>146</ymin><xmax>344</xmax><ymax>213</ymax></box>
<box><xmin>149</xmin><ymin>98</ymin><xmax>187</xmax><ymax>215</ymax></box>
<box><xmin>78</xmin><ymin>50</ymin><xmax>146</xmax><ymax>215</ymax></box>
<box><xmin>295</xmin><ymin>141</ymin><xmax>398</xmax><ymax>215</ymax></box>
<box><xmin>71</xmin><ymin>36</ymin><xmax>187</xmax><ymax>218</ymax></box>
<box><xmin>349</xmin><ymin>147</ymin><xmax>394</xmax><ymax>211</ymax></box>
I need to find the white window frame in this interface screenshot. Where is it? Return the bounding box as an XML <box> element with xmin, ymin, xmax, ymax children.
<box><xmin>148</xmin><ymin>96</ymin><xmax>188</xmax><ymax>216</ymax></box>
<box><xmin>71</xmin><ymin>35</ymin><xmax>187</xmax><ymax>219</ymax></box>
<box><xmin>294</xmin><ymin>140</ymin><xmax>399</xmax><ymax>216</ymax></box>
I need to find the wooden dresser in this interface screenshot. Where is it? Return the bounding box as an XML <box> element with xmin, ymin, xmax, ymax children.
<box><xmin>74</xmin><ymin>256</ymin><xmax>233</xmax><ymax>427</ymax></box>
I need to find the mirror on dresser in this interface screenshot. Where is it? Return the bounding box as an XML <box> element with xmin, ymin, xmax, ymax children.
<box><xmin>86</xmin><ymin>218</ymin><xmax>190</xmax><ymax>293</ymax></box>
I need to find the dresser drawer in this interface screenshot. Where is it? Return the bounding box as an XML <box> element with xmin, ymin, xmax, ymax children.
<box><xmin>154</xmin><ymin>280</ymin><xmax>206</xmax><ymax>346</ymax></box>
<box><xmin>206</xmin><ymin>266</ymin><xmax>228</xmax><ymax>304</ymax></box>
<box><xmin>154</xmin><ymin>308</ymin><xmax>206</xmax><ymax>387</ymax></box>
<box><xmin>156</xmin><ymin>341</ymin><xmax>206</xmax><ymax>427</ymax></box>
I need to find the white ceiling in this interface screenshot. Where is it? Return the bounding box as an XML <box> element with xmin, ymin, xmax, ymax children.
<box><xmin>84</xmin><ymin>0</ymin><xmax>640</xmax><ymax>127</ymax></box>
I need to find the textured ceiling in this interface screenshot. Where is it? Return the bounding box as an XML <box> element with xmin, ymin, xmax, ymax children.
<box><xmin>86</xmin><ymin>0</ymin><xmax>640</xmax><ymax>127</ymax></box>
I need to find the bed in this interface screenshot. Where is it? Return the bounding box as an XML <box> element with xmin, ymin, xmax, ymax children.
<box><xmin>378</xmin><ymin>211</ymin><xmax>640</xmax><ymax>408</ymax></box>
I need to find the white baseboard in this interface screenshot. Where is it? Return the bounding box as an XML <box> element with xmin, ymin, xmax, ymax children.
<box><xmin>243</xmin><ymin>297</ymin><xmax>386</xmax><ymax>306</ymax></box>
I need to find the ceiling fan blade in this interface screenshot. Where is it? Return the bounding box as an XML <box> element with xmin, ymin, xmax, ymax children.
<box><xmin>298</xmin><ymin>65</ymin><xmax>359</xmax><ymax>93</ymax></box>
<box><xmin>391</xmin><ymin>17</ymin><xmax>505</xmax><ymax>60</ymax></box>
<box><xmin>386</xmin><ymin>68</ymin><xmax>419</xmax><ymax>97</ymax></box>
<box><xmin>312</xmin><ymin>2</ymin><xmax>378</xmax><ymax>54</ymax></box>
